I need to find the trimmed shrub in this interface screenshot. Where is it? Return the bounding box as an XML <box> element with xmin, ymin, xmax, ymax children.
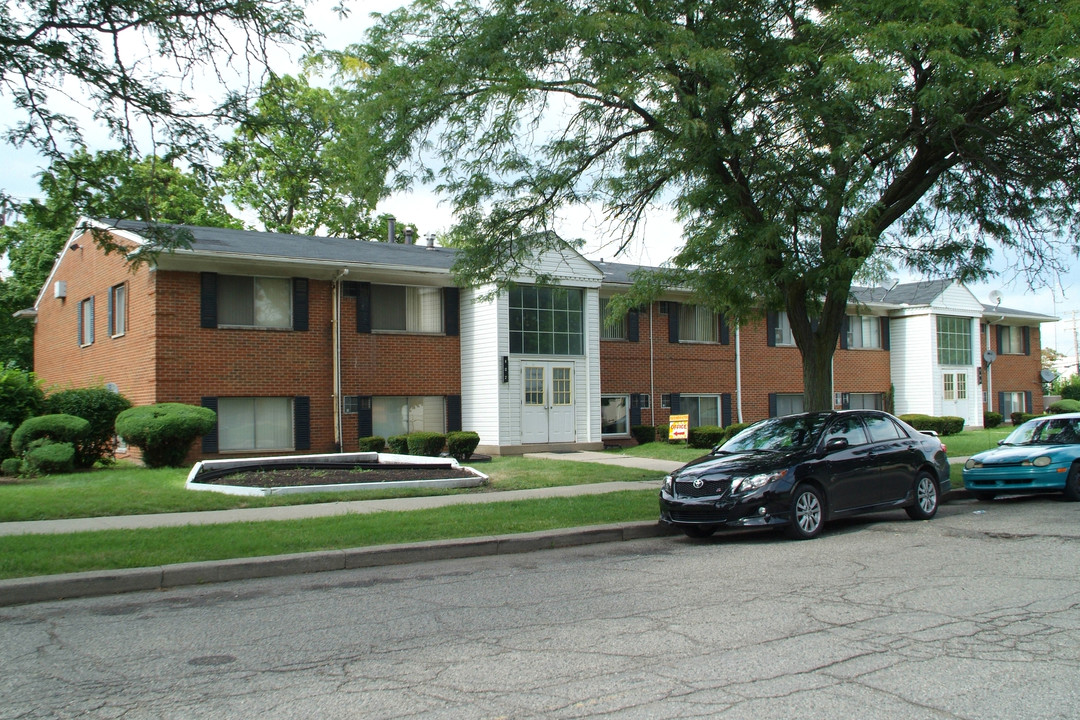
<box><xmin>1047</xmin><ymin>399</ymin><xmax>1080</xmax><ymax>415</ymax></box>
<box><xmin>983</xmin><ymin>411</ymin><xmax>1003</xmax><ymax>428</ymax></box>
<box><xmin>1</xmin><ymin>457</ymin><xmax>21</xmax><ymax>476</ymax></box>
<box><xmin>407</xmin><ymin>431</ymin><xmax>446</xmax><ymax>457</ymax></box>
<box><xmin>1011</xmin><ymin>412</ymin><xmax>1040</xmax><ymax>426</ymax></box>
<box><xmin>387</xmin><ymin>435</ymin><xmax>409</xmax><ymax>454</ymax></box>
<box><xmin>657</xmin><ymin>424</ymin><xmax>670</xmax><ymax>442</ymax></box>
<box><xmin>1061</xmin><ymin>381</ymin><xmax>1080</xmax><ymax>401</ymax></box>
<box><xmin>0</xmin><ymin>367</ymin><xmax>44</xmax><ymax>429</ymax></box>
<box><xmin>357</xmin><ymin>436</ymin><xmax>386</xmax><ymax>452</ymax></box>
<box><xmin>115</xmin><ymin>403</ymin><xmax>216</xmax><ymax>468</ymax></box>
<box><xmin>446</xmin><ymin>431</ymin><xmax>480</xmax><ymax>461</ymax></box>
<box><xmin>11</xmin><ymin>414</ymin><xmax>90</xmax><ymax>456</ymax></box>
<box><xmin>898</xmin><ymin>414</ymin><xmax>965</xmax><ymax>436</ymax></box>
<box><xmin>688</xmin><ymin>425</ymin><xmax>725</xmax><ymax>449</ymax></box>
<box><xmin>630</xmin><ymin>425</ymin><xmax>655</xmax><ymax>445</ymax></box>
<box><xmin>23</xmin><ymin>439</ymin><xmax>76</xmax><ymax>476</ymax></box>
<box><xmin>45</xmin><ymin>387</ymin><xmax>133</xmax><ymax>467</ymax></box>
<box><xmin>0</xmin><ymin>421</ymin><xmax>12</xmax><ymax>461</ymax></box>
<box><xmin>721</xmin><ymin>422</ymin><xmax>752</xmax><ymax>443</ymax></box>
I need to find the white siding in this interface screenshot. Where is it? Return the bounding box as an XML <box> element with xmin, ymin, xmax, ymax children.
<box><xmin>890</xmin><ymin>313</ymin><xmax>935</xmax><ymax>417</ymax></box>
<box><xmin>459</xmin><ymin>288</ymin><xmax>504</xmax><ymax>447</ymax></box>
<box><xmin>932</xmin><ymin>282</ymin><xmax>985</xmax><ymax>314</ymax></box>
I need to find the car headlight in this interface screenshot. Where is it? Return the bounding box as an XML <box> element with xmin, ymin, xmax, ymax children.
<box><xmin>662</xmin><ymin>475</ymin><xmax>673</xmax><ymax>493</ymax></box>
<box><xmin>1022</xmin><ymin>456</ymin><xmax>1052</xmax><ymax>467</ymax></box>
<box><xmin>731</xmin><ymin>469</ymin><xmax>788</xmax><ymax>493</ymax></box>
<box><xmin>964</xmin><ymin>459</ymin><xmax>982</xmax><ymax>470</ymax></box>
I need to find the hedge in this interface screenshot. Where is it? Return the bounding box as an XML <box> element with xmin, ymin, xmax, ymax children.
<box><xmin>983</xmin><ymin>411</ymin><xmax>1003</xmax><ymax>429</ymax></box>
<box><xmin>631</xmin><ymin>425</ymin><xmax>655</xmax><ymax>445</ymax></box>
<box><xmin>407</xmin><ymin>431</ymin><xmax>446</xmax><ymax>457</ymax></box>
<box><xmin>1</xmin><ymin>457</ymin><xmax>21</xmax><ymax>476</ymax></box>
<box><xmin>45</xmin><ymin>387</ymin><xmax>132</xmax><ymax>467</ymax></box>
<box><xmin>1011</xmin><ymin>412</ymin><xmax>1041</xmax><ymax>426</ymax></box>
<box><xmin>115</xmin><ymin>403</ymin><xmax>216</xmax><ymax>468</ymax></box>
<box><xmin>721</xmin><ymin>422</ymin><xmax>752</xmax><ymax>443</ymax></box>
<box><xmin>1047</xmin><ymin>400</ymin><xmax>1080</xmax><ymax>415</ymax></box>
<box><xmin>0</xmin><ymin>368</ymin><xmax>44</xmax><ymax>429</ymax></box>
<box><xmin>11</xmin><ymin>414</ymin><xmax>90</xmax><ymax>456</ymax></box>
<box><xmin>688</xmin><ymin>425</ymin><xmax>725</xmax><ymax>449</ymax></box>
<box><xmin>446</xmin><ymin>431</ymin><xmax>480</xmax><ymax>461</ymax></box>
<box><xmin>898</xmin><ymin>414</ymin><xmax>965</xmax><ymax>436</ymax></box>
<box><xmin>387</xmin><ymin>435</ymin><xmax>409</xmax><ymax>454</ymax></box>
<box><xmin>358</xmin><ymin>436</ymin><xmax>386</xmax><ymax>452</ymax></box>
<box><xmin>23</xmin><ymin>439</ymin><xmax>76</xmax><ymax>476</ymax></box>
<box><xmin>0</xmin><ymin>422</ymin><xmax>12</xmax><ymax>461</ymax></box>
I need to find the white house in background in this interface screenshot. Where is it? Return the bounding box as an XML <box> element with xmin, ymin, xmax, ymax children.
<box><xmin>460</xmin><ymin>247</ymin><xmax>606</xmax><ymax>452</ymax></box>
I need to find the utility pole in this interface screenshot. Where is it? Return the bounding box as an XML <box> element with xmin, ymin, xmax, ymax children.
<box><xmin>1073</xmin><ymin>311</ymin><xmax>1079</xmax><ymax>376</ymax></box>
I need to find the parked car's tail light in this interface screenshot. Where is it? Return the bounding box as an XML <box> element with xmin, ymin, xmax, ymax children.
<box><xmin>965</xmin><ymin>459</ymin><xmax>982</xmax><ymax>469</ymax></box>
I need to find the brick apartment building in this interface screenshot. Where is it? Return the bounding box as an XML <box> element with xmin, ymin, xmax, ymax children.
<box><xmin>20</xmin><ymin>219</ymin><xmax>1054</xmax><ymax>460</ymax></box>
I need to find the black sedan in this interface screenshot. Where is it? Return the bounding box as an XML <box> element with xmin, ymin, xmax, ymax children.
<box><xmin>659</xmin><ymin>410</ymin><xmax>951</xmax><ymax>540</ymax></box>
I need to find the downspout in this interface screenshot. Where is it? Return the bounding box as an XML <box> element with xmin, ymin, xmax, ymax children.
<box><xmin>985</xmin><ymin>317</ymin><xmax>1003</xmax><ymax>414</ymax></box>
<box><xmin>649</xmin><ymin>303</ymin><xmax>655</xmax><ymax>425</ymax></box>
<box><xmin>735</xmin><ymin>325</ymin><xmax>743</xmax><ymax>423</ymax></box>
<box><xmin>332</xmin><ymin>269</ymin><xmax>349</xmax><ymax>451</ymax></box>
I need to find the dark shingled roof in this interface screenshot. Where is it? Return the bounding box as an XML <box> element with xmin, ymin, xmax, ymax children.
<box><xmin>111</xmin><ymin>219</ymin><xmax>458</xmax><ymax>271</ymax></box>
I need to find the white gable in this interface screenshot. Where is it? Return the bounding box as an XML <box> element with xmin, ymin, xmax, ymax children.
<box><xmin>930</xmin><ymin>281</ymin><xmax>984</xmax><ymax>315</ymax></box>
<box><xmin>509</xmin><ymin>244</ymin><xmax>603</xmax><ymax>288</ymax></box>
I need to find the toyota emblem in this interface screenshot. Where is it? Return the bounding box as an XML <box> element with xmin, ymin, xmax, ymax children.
<box><xmin>692</xmin><ymin>478</ymin><xmax>704</xmax><ymax>489</ymax></box>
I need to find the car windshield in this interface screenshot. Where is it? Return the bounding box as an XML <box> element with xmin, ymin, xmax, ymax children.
<box><xmin>1001</xmin><ymin>417</ymin><xmax>1080</xmax><ymax>446</ymax></box>
<box><xmin>719</xmin><ymin>413</ymin><xmax>833</xmax><ymax>453</ymax></box>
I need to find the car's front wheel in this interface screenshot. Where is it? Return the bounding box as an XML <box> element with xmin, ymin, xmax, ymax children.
<box><xmin>1063</xmin><ymin>464</ymin><xmax>1080</xmax><ymax>502</ymax></box>
<box><xmin>785</xmin><ymin>485</ymin><xmax>824</xmax><ymax>540</ymax></box>
<box><xmin>906</xmin><ymin>471</ymin><xmax>939</xmax><ymax>520</ymax></box>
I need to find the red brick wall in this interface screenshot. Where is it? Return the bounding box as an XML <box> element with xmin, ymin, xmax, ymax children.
<box><xmin>984</xmin><ymin>326</ymin><xmax>1045</xmax><ymax>415</ymax></box>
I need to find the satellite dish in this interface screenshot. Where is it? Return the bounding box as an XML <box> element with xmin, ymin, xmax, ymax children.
<box><xmin>988</xmin><ymin>290</ymin><xmax>1003</xmax><ymax>306</ymax></box>
<box><xmin>983</xmin><ymin>350</ymin><xmax>997</xmax><ymax>365</ymax></box>
<box><xmin>1040</xmin><ymin>369</ymin><xmax>1058</xmax><ymax>383</ymax></box>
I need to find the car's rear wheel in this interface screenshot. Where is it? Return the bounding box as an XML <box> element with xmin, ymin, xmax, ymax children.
<box><xmin>785</xmin><ymin>485</ymin><xmax>824</xmax><ymax>540</ymax></box>
<box><xmin>1063</xmin><ymin>464</ymin><xmax>1080</xmax><ymax>502</ymax></box>
<box><xmin>906</xmin><ymin>471</ymin><xmax>939</xmax><ymax>520</ymax></box>
<box><xmin>682</xmin><ymin>525</ymin><xmax>717</xmax><ymax>538</ymax></box>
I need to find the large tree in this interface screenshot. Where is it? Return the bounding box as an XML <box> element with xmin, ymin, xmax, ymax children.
<box><xmin>218</xmin><ymin>73</ymin><xmax>379</xmax><ymax>238</ymax></box>
<box><xmin>0</xmin><ymin>0</ymin><xmax>318</xmax><ymax>218</ymax></box>
<box><xmin>0</xmin><ymin>150</ymin><xmax>240</xmax><ymax>368</ymax></box>
<box><xmin>339</xmin><ymin>0</ymin><xmax>1080</xmax><ymax>410</ymax></box>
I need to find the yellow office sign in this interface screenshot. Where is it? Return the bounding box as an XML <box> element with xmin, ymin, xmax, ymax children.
<box><xmin>669</xmin><ymin>414</ymin><xmax>689</xmax><ymax>441</ymax></box>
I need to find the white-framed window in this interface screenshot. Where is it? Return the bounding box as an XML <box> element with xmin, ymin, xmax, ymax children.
<box><xmin>661</xmin><ymin>394</ymin><xmax>671</xmax><ymax>409</ymax></box>
<box><xmin>847</xmin><ymin>393</ymin><xmax>884</xmax><ymax>410</ymax></box>
<box><xmin>639</xmin><ymin>393</ymin><xmax>651</xmax><ymax>409</ymax></box>
<box><xmin>373</xmin><ymin>396</ymin><xmax>446</xmax><ymax>438</ymax></box>
<box><xmin>109</xmin><ymin>283</ymin><xmax>126</xmax><ymax>337</ymax></box>
<box><xmin>509</xmin><ymin>285</ymin><xmax>584</xmax><ymax>355</ymax></box>
<box><xmin>774</xmin><ymin>312</ymin><xmax>795</xmax><ymax>346</ymax></box>
<box><xmin>937</xmin><ymin>315</ymin><xmax>972</xmax><ymax>365</ymax></box>
<box><xmin>218</xmin><ymin>397</ymin><xmax>294</xmax><ymax>451</ymax></box>
<box><xmin>78</xmin><ymin>297</ymin><xmax>94</xmax><ymax>346</ymax></box>
<box><xmin>1001</xmin><ymin>392</ymin><xmax>1027</xmax><ymax>417</ymax></box>
<box><xmin>600</xmin><ymin>297</ymin><xmax>627</xmax><ymax>340</ymax></box>
<box><xmin>218</xmin><ymin>275</ymin><xmax>292</xmax><ymax>329</ymax></box>
<box><xmin>943</xmin><ymin>373</ymin><xmax>967</xmax><ymax>401</ymax></box>
<box><xmin>773</xmin><ymin>393</ymin><xmax>804</xmax><ymax>416</ymax></box>
<box><xmin>372</xmin><ymin>285</ymin><xmax>444</xmax><ymax>333</ymax></box>
<box><xmin>601</xmin><ymin>395</ymin><xmax>629</xmax><ymax>435</ymax></box>
<box><xmin>342</xmin><ymin>396</ymin><xmax>359</xmax><ymax>415</ymax></box>
<box><xmin>1000</xmin><ymin>326</ymin><xmax>1024</xmax><ymax>354</ymax></box>
<box><xmin>681</xmin><ymin>394</ymin><xmax>721</xmax><ymax>427</ymax></box>
<box><xmin>678</xmin><ymin>305</ymin><xmax>718</xmax><ymax>343</ymax></box>
<box><xmin>847</xmin><ymin>316</ymin><xmax>880</xmax><ymax>349</ymax></box>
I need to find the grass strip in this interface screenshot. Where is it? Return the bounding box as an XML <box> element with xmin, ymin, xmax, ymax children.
<box><xmin>0</xmin><ymin>490</ymin><xmax>659</xmax><ymax>579</ymax></box>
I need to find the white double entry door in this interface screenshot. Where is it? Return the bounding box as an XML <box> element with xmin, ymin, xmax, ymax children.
<box><xmin>521</xmin><ymin>362</ymin><xmax>576</xmax><ymax>444</ymax></box>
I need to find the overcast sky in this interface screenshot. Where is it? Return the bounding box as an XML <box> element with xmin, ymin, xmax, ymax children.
<box><xmin>3</xmin><ymin>0</ymin><xmax>1078</xmax><ymax>354</ymax></box>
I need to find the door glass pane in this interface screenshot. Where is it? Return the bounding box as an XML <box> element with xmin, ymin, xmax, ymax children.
<box><xmin>956</xmin><ymin>373</ymin><xmax>967</xmax><ymax>399</ymax></box>
<box><xmin>552</xmin><ymin>368</ymin><xmax>572</xmax><ymax>405</ymax></box>
<box><xmin>524</xmin><ymin>367</ymin><xmax>544</xmax><ymax>405</ymax></box>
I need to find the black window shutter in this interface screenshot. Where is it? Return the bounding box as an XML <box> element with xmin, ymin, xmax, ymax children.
<box><xmin>446</xmin><ymin>394</ymin><xmax>462</xmax><ymax>432</ymax></box>
<box><xmin>357</xmin><ymin>396</ymin><xmax>373</xmax><ymax>438</ymax></box>
<box><xmin>668</xmin><ymin>303</ymin><xmax>680</xmax><ymax>343</ymax></box>
<box><xmin>721</xmin><ymin>394</ymin><xmax>732</xmax><ymax>426</ymax></box>
<box><xmin>107</xmin><ymin>287</ymin><xmax>114</xmax><ymax>336</ymax></box>
<box><xmin>670</xmin><ymin>393</ymin><xmax>681</xmax><ymax>414</ymax></box>
<box><xmin>627</xmin><ymin>308</ymin><xmax>639</xmax><ymax>342</ymax></box>
<box><xmin>292</xmin><ymin>278</ymin><xmax>309</xmax><ymax>331</ymax></box>
<box><xmin>201</xmin><ymin>397</ymin><xmax>219</xmax><ymax>453</ymax></box>
<box><xmin>77</xmin><ymin>302</ymin><xmax>84</xmax><ymax>346</ymax></box>
<box><xmin>200</xmin><ymin>272</ymin><xmax>218</xmax><ymax>328</ymax></box>
<box><xmin>444</xmin><ymin>287</ymin><xmax>460</xmax><ymax>336</ymax></box>
<box><xmin>1023</xmin><ymin>327</ymin><xmax>1031</xmax><ymax>355</ymax></box>
<box><xmin>840</xmin><ymin>315</ymin><xmax>849</xmax><ymax>350</ymax></box>
<box><xmin>1024</xmin><ymin>391</ymin><xmax>1033</xmax><ymax>414</ymax></box>
<box><xmin>767</xmin><ymin>311</ymin><xmax>777</xmax><ymax>347</ymax></box>
<box><xmin>997</xmin><ymin>325</ymin><xmax>1004</xmax><ymax>353</ymax></box>
<box><xmin>630</xmin><ymin>393</ymin><xmax>642</xmax><ymax>427</ymax></box>
<box><xmin>881</xmin><ymin>317</ymin><xmax>891</xmax><ymax>350</ymax></box>
<box><xmin>356</xmin><ymin>282</ymin><xmax>371</xmax><ymax>333</ymax></box>
<box><xmin>769</xmin><ymin>393</ymin><xmax>778</xmax><ymax>417</ymax></box>
<box><xmin>294</xmin><ymin>396</ymin><xmax>311</xmax><ymax>450</ymax></box>
<box><xmin>719</xmin><ymin>314</ymin><xmax>730</xmax><ymax>345</ymax></box>
<box><xmin>342</xmin><ymin>281</ymin><xmax>358</xmax><ymax>298</ymax></box>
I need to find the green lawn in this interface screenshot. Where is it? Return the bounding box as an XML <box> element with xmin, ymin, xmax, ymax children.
<box><xmin>0</xmin><ymin>456</ymin><xmax>661</xmax><ymax>523</ymax></box>
<box><xmin>938</xmin><ymin>427</ymin><xmax>1012</xmax><ymax>457</ymax></box>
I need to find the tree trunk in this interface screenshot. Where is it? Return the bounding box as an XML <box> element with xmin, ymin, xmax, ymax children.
<box><xmin>801</xmin><ymin>335</ymin><xmax>836</xmax><ymax>412</ymax></box>
<box><xmin>786</xmin><ymin>284</ymin><xmax>850</xmax><ymax>413</ymax></box>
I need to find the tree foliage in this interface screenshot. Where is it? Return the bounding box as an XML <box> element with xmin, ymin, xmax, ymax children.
<box><xmin>341</xmin><ymin>0</ymin><xmax>1080</xmax><ymax>410</ymax></box>
<box><xmin>0</xmin><ymin>149</ymin><xmax>241</xmax><ymax>368</ymax></box>
<box><xmin>219</xmin><ymin>73</ymin><xmax>380</xmax><ymax>238</ymax></box>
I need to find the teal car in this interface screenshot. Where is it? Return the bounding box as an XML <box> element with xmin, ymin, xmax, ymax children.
<box><xmin>963</xmin><ymin>413</ymin><xmax>1080</xmax><ymax>501</ymax></box>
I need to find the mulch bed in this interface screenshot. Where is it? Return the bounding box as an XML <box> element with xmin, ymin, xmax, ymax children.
<box><xmin>197</xmin><ymin>466</ymin><xmax>480</xmax><ymax>489</ymax></box>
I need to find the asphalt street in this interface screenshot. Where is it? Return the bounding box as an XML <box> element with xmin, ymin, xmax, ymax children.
<box><xmin>2</xmin><ymin>495</ymin><xmax>1078</xmax><ymax>719</ymax></box>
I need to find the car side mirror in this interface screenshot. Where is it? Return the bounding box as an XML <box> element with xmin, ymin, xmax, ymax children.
<box><xmin>997</xmin><ymin>439</ymin><xmax>1006</xmax><ymax>446</ymax></box>
<box><xmin>825</xmin><ymin>437</ymin><xmax>849</xmax><ymax>452</ymax></box>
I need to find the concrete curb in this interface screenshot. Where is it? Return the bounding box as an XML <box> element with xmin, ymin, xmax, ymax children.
<box><xmin>0</xmin><ymin>521</ymin><xmax>679</xmax><ymax>607</ymax></box>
